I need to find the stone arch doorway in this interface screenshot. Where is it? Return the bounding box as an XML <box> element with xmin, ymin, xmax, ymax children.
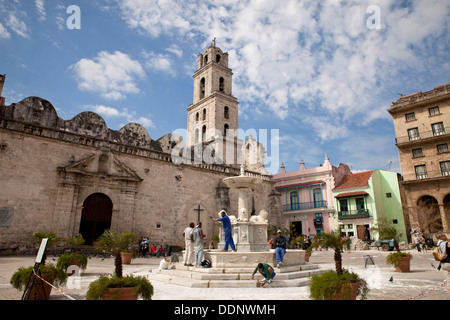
<box><xmin>415</xmin><ymin>195</ymin><xmax>441</xmax><ymax>233</ymax></box>
<box><xmin>79</xmin><ymin>193</ymin><xmax>113</xmax><ymax>245</ymax></box>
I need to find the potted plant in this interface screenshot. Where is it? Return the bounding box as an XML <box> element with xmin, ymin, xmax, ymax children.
<box><xmin>376</xmin><ymin>219</ymin><xmax>412</xmax><ymax>272</ymax></box>
<box><xmin>309</xmin><ymin>230</ymin><xmax>369</xmax><ymax>300</ymax></box>
<box><xmin>304</xmin><ymin>246</ymin><xmax>313</xmax><ymax>262</ymax></box>
<box><xmin>86</xmin><ymin>274</ymin><xmax>153</xmax><ymax>300</ymax></box>
<box><xmin>87</xmin><ymin>230</ymin><xmax>153</xmax><ymax>300</ymax></box>
<box><xmin>57</xmin><ymin>252</ymin><xmax>88</xmax><ymax>275</ymax></box>
<box><xmin>95</xmin><ymin>230</ymin><xmax>137</xmax><ymax>270</ymax></box>
<box><xmin>65</xmin><ymin>234</ymin><xmax>85</xmax><ymax>252</ymax></box>
<box><xmin>10</xmin><ymin>264</ymin><xmax>68</xmax><ymax>300</ymax></box>
<box><xmin>290</xmin><ymin>236</ymin><xmax>304</xmax><ymax>249</ymax></box>
<box><xmin>210</xmin><ymin>234</ymin><xmax>220</xmax><ymax>249</ymax></box>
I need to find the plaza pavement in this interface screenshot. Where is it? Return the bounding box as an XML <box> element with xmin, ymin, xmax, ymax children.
<box><xmin>0</xmin><ymin>249</ymin><xmax>449</xmax><ymax>301</ymax></box>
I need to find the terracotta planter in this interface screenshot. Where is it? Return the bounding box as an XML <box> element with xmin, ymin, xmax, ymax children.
<box><xmin>67</xmin><ymin>259</ymin><xmax>86</xmax><ymax>276</ymax></box>
<box><xmin>304</xmin><ymin>252</ymin><xmax>311</xmax><ymax>262</ymax></box>
<box><xmin>26</xmin><ymin>273</ymin><xmax>54</xmax><ymax>300</ymax></box>
<box><xmin>333</xmin><ymin>281</ymin><xmax>360</xmax><ymax>300</ymax></box>
<box><xmin>102</xmin><ymin>287</ymin><xmax>139</xmax><ymax>300</ymax></box>
<box><xmin>395</xmin><ymin>256</ymin><xmax>411</xmax><ymax>272</ymax></box>
<box><xmin>121</xmin><ymin>252</ymin><xmax>133</xmax><ymax>265</ymax></box>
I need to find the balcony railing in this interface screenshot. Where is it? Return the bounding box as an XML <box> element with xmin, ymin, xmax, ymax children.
<box><xmin>402</xmin><ymin>169</ymin><xmax>450</xmax><ymax>182</ymax></box>
<box><xmin>395</xmin><ymin>126</ymin><xmax>449</xmax><ymax>145</ymax></box>
<box><xmin>337</xmin><ymin>209</ymin><xmax>370</xmax><ymax>220</ymax></box>
<box><xmin>283</xmin><ymin>200</ymin><xmax>327</xmax><ymax>212</ymax></box>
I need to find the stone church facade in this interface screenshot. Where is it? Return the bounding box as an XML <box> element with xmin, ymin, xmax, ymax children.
<box><xmin>0</xmin><ymin>43</ymin><xmax>282</xmax><ymax>254</ymax></box>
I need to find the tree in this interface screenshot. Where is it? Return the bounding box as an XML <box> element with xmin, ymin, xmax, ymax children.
<box><xmin>94</xmin><ymin>230</ymin><xmax>137</xmax><ymax>278</ymax></box>
<box><xmin>313</xmin><ymin>230</ymin><xmax>349</xmax><ymax>275</ymax></box>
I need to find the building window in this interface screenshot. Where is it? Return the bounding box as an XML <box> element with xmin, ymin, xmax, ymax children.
<box><xmin>195</xmin><ymin>112</ymin><xmax>199</xmax><ymax>122</ymax></box>
<box><xmin>224</xmin><ymin>106</ymin><xmax>229</xmax><ymax>119</ymax></box>
<box><xmin>415</xmin><ymin>164</ymin><xmax>428</xmax><ymax>179</ymax></box>
<box><xmin>216</xmin><ymin>54</ymin><xmax>221</xmax><ymax>63</ymax></box>
<box><xmin>202</xmin><ymin>108</ymin><xmax>207</xmax><ymax>121</ymax></box>
<box><xmin>432</xmin><ymin>122</ymin><xmax>445</xmax><ymax>136</ymax></box>
<box><xmin>290</xmin><ymin>191</ymin><xmax>299</xmax><ymax>210</ymax></box>
<box><xmin>412</xmin><ymin>148</ymin><xmax>423</xmax><ymax>158</ymax></box>
<box><xmin>408</xmin><ymin>128</ymin><xmax>420</xmax><ymax>141</ymax></box>
<box><xmin>440</xmin><ymin>161</ymin><xmax>450</xmax><ymax>176</ymax></box>
<box><xmin>386</xmin><ymin>193</ymin><xmax>392</xmax><ymax>198</ymax></box>
<box><xmin>202</xmin><ymin>125</ymin><xmax>206</xmax><ymax>141</ymax></box>
<box><xmin>224</xmin><ymin>124</ymin><xmax>229</xmax><ymax>137</ymax></box>
<box><xmin>429</xmin><ymin>106</ymin><xmax>440</xmax><ymax>116</ymax></box>
<box><xmin>219</xmin><ymin>77</ymin><xmax>224</xmax><ymax>92</ymax></box>
<box><xmin>339</xmin><ymin>199</ymin><xmax>348</xmax><ymax>214</ymax></box>
<box><xmin>437</xmin><ymin>143</ymin><xmax>449</xmax><ymax>154</ymax></box>
<box><xmin>200</xmin><ymin>78</ymin><xmax>206</xmax><ymax>99</ymax></box>
<box><xmin>405</xmin><ymin>112</ymin><xmax>415</xmax><ymax>121</ymax></box>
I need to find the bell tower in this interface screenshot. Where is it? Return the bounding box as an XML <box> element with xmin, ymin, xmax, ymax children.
<box><xmin>187</xmin><ymin>40</ymin><xmax>239</xmax><ymax>147</ymax></box>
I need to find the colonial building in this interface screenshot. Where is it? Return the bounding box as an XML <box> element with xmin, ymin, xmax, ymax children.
<box><xmin>332</xmin><ymin>170</ymin><xmax>407</xmax><ymax>242</ymax></box>
<box><xmin>388</xmin><ymin>84</ymin><xmax>450</xmax><ymax>234</ymax></box>
<box><xmin>0</xmin><ymin>42</ymin><xmax>282</xmax><ymax>254</ymax></box>
<box><xmin>272</xmin><ymin>155</ymin><xmax>351</xmax><ymax>236</ymax></box>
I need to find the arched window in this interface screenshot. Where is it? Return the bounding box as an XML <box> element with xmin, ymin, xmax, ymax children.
<box><xmin>224</xmin><ymin>106</ymin><xmax>229</xmax><ymax>119</ymax></box>
<box><xmin>202</xmin><ymin>108</ymin><xmax>206</xmax><ymax>121</ymax></box>
<box><xmin>195</xmin><ymin>112</ymin><xmax>199</xmax><ymax>122</ymax></box>
<box><xmin>200</xmin><ymin>78</ymin><xmax>206</xmax><ymax>99</ymax></box>
<box><xmin>216</xmin><ymin>54</ymin><xmax>221</xmax><ymax>63</ymax></box>
<box><xmin>204</xmin><ymin>55</ymin><xmax>208</xmax><ymax>64</ymax></box>
<box><xmin>202</xmin><ymin>125</ymin><xmax>207</xmax><ymax>141</ymax></box>
<box><xmin>219</xmin><ymin>77</ymin><xmax>224</xmax><ymax>92</ymax></box>
<box><xmin>224</xmin><ymin>124</ymin><xmax>229</xmax><ymax>137</ymax></box>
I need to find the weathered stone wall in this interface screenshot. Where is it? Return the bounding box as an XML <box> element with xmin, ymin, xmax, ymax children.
<box><xmin>0</xmin><ymin>97</ymin><xmax>278</xmax><ymax>254</ymax></box>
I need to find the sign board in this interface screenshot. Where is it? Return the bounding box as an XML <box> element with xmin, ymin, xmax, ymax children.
<box><xmin>35</xmin><ymin>238</ymin><xmax>49</xmax><ymax>264</ymax></box>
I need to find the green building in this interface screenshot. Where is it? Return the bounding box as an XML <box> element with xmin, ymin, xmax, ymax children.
<box><xmin>332</xmin><ymin>170</ymin><xmax>407</xmax><ymax>243</ymax></box>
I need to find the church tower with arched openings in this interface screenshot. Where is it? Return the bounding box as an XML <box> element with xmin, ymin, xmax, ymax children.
<box><xmin>187</xmin><ymin>40</ymin><xmax>239</xmax><ymax>149</ymax></box>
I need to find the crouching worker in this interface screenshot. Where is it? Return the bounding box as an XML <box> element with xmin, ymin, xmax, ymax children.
<box><xmin>252</xmin><ymin>263</ymin><xmax>276</xmax><ymax>287</ymax></box>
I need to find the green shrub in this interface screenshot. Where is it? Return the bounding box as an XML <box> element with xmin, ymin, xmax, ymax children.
<box><xmin>86</xmin><ymin>274</ymin><xmax>154</xmax><ymax>300</ymax></box>
<box><xmin>309</xmin><ymin>270</ymin><xmax>369</xmax><ymax>300</ymax></box>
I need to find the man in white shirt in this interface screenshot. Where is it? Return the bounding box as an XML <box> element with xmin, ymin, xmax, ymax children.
<box><xmin>182</xmin><ymin>222</ymin><xmax>195</xmax><ymax>266</ymax></box>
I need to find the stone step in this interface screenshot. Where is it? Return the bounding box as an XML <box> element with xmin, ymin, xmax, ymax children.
<box><xmin>148</xmin><ymin>263</ymin><xmax>331</xmax><ymax>288</ymax></box>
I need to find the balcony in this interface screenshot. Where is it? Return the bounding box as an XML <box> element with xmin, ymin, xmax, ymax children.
<box><xmin>402</xmin><ymin>169</ymin><xmax>450</xmax><ymax>182</ymax></box>
<box><xmin>283</xmin><ymin>200</ymin><xmax>327</xmax><ymax>212</ymax></box>
<box><xmin>395</xmin><ymin>126</ymin><xmax>449</xmax><ymax>145</ymax></box>
<box><xmin>337</xmin><ymin>209</ymin><xmax>370</xmax><ymax>220</ymax></box>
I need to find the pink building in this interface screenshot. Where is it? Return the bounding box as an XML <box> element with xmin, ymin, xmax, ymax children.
<box><xmin>272</xmin><ymin>155</ymin><xmax>351</xmax><ymax>236</ymax></box>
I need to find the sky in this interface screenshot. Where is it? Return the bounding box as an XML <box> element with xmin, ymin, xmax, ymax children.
<box><xmin>0</xmin><ymin>0</ymin><xmax>449</xmax><ymax>175</ymax></box>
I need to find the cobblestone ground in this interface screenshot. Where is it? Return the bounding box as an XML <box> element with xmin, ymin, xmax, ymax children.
<box><xmin>0</xmin><ymin>249</ymin><xmax>448</xmax><ymax>301</ymax></box>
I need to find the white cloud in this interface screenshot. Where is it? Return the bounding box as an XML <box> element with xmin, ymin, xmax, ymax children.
<box><xmin>6</xmin><ymin>12</ymin><xmax>29</xmax><ymax>38</ymax></box>
<box><xmin>70</xmin><ymin>51</ymin><xmax>145</xmax><ymax>100</ymax></box>
<box><xmin>84</xmin><ymin>105</ymin><xmax>155</xmax><ymax>129</ymax></box>
<box><xmin>0</xmin><ymin>22</ymin><xmax>10</xmax><ymax>39</ymax></box>
<box><xmin>35</xmin><ymin>0</ymin><xmax>46</xmax><ymax>21</ymax></box>
<box><xmin>141</xmin><ymin>51</ymin><xmax>175</xmax><ymax>75</ymax></box>
<box><xmin>115</xmin><ymin>0</ymin><xmax>450</xmax><ymax>142</ymax></box>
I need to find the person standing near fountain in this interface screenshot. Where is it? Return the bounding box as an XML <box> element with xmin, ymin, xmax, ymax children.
<box><xmin>213</xmin><ymin>210</ymin><xmax>237</xmax><ymax>252</ymax></box>
<box><xmin>274</xmin><ymin>230</ymin><xmax>287</xmax><ymax>268</ymax></box>
<box><xmin>193</xmin><ymin>222</ymin><xmax>206</xmax><ymax>267</ymax></box>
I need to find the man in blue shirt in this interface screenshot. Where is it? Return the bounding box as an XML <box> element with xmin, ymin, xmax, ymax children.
<box><xmin>213</xmin><ymin>210</ymin><xmax>236</xmax><ymax>252</ymax></box>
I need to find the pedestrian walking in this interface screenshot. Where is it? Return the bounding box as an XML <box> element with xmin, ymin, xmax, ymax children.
<box><xmin>436</xmin><ymin>232</ymin><xmax>450</xmax><ymax>295</ymax></box>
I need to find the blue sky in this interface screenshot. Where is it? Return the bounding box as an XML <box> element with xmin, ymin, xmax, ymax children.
<box><xmin>1</xmin><ymin>0</ymin><xmax>449</xmax><ymax>175</ymax></box>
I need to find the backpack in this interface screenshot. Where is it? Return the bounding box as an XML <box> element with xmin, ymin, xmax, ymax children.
<box><xmin>201</xmin><ymin>259</ymin><xmax>211</xmax><ymax>268</ymax></box>
<box><xmin>432</xmin><ymin>242</ymin><xmax>448</xmax><ymax>262</ymax></box>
